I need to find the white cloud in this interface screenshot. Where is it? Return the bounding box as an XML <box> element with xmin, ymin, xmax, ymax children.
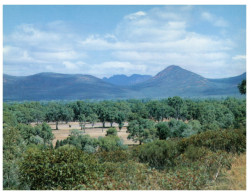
<box><xmin>87</xmin><ymin>61</ymin><xmax>148</xmax><ymax>77</ymax></box>
<box><xmin>62</xmin><ymin>61</ymin><xmax>86</xmax><ymax>70</ymax></box>
<box><xmin>3</xmin><ymin>6</ymin><xmax>245</xmax><ymax>78</ymax></box>
<box><xmin>124</xmin><ymin>11</ymin><xmax>146</xmax><ymax>20</ymax></box>
<box><xmin>232</xmin><ymin>55</ymin><xmax>246</xmax><ymax>60</ymax></box>
<box><xmin>201</xmin><ymin>12</ymin><xmax>228</xmax><ymax>27</ymax></box>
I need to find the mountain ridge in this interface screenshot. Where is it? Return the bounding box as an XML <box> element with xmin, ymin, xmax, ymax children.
<box><xmin>103</xmin><ymin>74</ymin><xmax>152</xmax><ymax>86</ymax></box>
<box><xmin>3</xmin><ymin>65</ymin><xmax>246</xmax><ymax>101</ymax></box>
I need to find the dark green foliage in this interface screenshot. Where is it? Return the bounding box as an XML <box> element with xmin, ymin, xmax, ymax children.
<box><xmin>146</xmin><ymin>100</ymin><xmax>170</xmax><ymax>121</ymax></box>
<box><xmin>115</xmin><ymin>111</ymin><xmax>126</xmax><ymax>130</ymax></box>
<box><xmin>155</xmin><ymin>119</ymin><xmax>189</xmax><ymax>140</ymax></box>
<box><xmin>178</xmin><ymin>128</ymin><xmax>246</xmax><ymax>154</ymax></box>
<box><xmin>127</xmin><ymin>118</ymin><xmax>156</xmax><ymax>144</ymax></box>
<box><xmin>78</xmin><ymin>114</ymin><xmax>86</xmax><ymax>130</ymax></box>
<box><xmin>62</xmin><ymin>130</ymin><xmax>99</xmax><ymax>153</ymax></box>
<box><xmin>238</xmin><ymin>79</ymin><xmax>246</xmax><ymax>94</ymax></box>
<box><xmin>60</xmin><ymin>106</ymin><xmax>74</xmax><ymax>124</ymax></box>
<box><xmin>19</xmin><ymin>146</ymin><xmax>103</xmax><ymax>190</ymax></box>
<box><xmin>181</xmin><ymin>120</ymin><xmax>202</xmax><ymax>137</ymax></box>
<box><xmin>87</xmin><ymin>113</ymin><xmax>98</xmax><ymax>128</ymax></box>
<box><xmin>168</xmin><ymin>119</ymin><xmax>188</xmax><ymax>138</ymax></box>
<box><xmin>137</xmin><ymin>140</ymin><xmax>179</xmax><ymax>169</ymax></box>
<box><xmin>55</xmin><ymin>140</ymin><xmax>60</xmax><ymax>149</ymax></box>
<box><xmin>98</xmin><ymin>136</ymin><xmax>127</xmax><ymax>152</ymax></box>
<box><xmin>97</xmin><ymin>150</ymin><xmax>130</xmax><ymax>163</ymax></box>
<box><xmin>3</xmin><ymin>126</ymin><xmax>26</xmax><ymax>189</ymax></box>
<box><xmin>224</xmin><ymin>98</ymin><xmax>246</xmax><ymax>128</ymax></box>
<box><xmin>39</xmin><ymin>122</ymin><xmax>54</xmax><ymax>146</ymax></box>
<box><xmin>2</xmin><ymin>97</ymin><xmax>246</xmax><ymax>190</ymax></box>
<box><xmin>3</xmin><ymin>110</ymin><xmax>17</xmax><ymax>127</ymax></box>
<box><xmin>96</xmin><ymin>103</ymin><xmax>108</xmax><ymax>128</ymax></box>
<box><xmin>106</xmin><ymin>127</ymin><xmax>118</xmax><ymax>136</ymax></box>
<box><xmin>167</xmin><ymin>96</ymin><xmax>187</xmax><ymax>120</ymax></box>
<box><xmin>129</xmin><ymin>100</ymin><xmax>149</xmax><ymax>119</ymax></box>
<box><xmin>155</xmin><ymin>122</ymin><xmax>171</xmax><ymax>140</ymax></box>
<box><xmin>45</xmin><ymin>103</ymin><xmax>62</xmax><ymax>130</ymax></box>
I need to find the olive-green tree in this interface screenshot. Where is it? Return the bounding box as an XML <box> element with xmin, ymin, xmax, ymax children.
<box><xmin>127</xmin><ymin>118</ymin><xmax>156</xmax><ymax>145</ymax></box>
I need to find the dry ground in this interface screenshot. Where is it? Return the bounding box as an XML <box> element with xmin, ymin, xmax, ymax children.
<box><xmin>206</xmin><ymin>153</ymin><xmax>246</xmax><ymax>190</ymax></box>
<box><xmin>33</xmin><ymin>121</ymin><xmax>138</xmax><ymax>145</ymax></box>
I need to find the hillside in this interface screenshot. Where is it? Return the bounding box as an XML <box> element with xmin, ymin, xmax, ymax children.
<box><xmin>103</xmin><ymin>74</ymin><xmax>152</xmax><ymax>86</ymax></box>
<box><xmin>3</xmin><ymin>66</ymin><xmax>246</xmax><ymax>101</ymax></box>
<box><xmin>130</xmin><ymin>65</ymin><xmax>245</xmax><ymax>98</ymax></box>
<box><xmin>3</xmin><ymin>72</ymin><xmax>129</xmax><ymax>101</ymax></box>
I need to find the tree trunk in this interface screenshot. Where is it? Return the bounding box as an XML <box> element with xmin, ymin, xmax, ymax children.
<box><xmin>56</xmin><ymin>121</ymin><xmax>58</xmax><ymax>130</ymax></box>
<box><xmin>110</xmin><ymin>122</ymin><xmax>113</xmax><ymax>127</ymax></box>
<box><xmin>83</xmin><ymin>122</ymin><xmax>86</xmax><ymax>133</ymax></box>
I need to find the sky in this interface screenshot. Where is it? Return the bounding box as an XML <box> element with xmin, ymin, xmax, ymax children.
<box><xmin>3</xmin><ymin>5</ymin><xmax>246</xmax><ymax>78</ymax></box>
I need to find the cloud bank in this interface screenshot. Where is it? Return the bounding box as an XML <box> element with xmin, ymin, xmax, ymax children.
<box><xmin>3</xmin><ymin>6</ymin><xmax>246</xmax><ymax>78</ymax></box>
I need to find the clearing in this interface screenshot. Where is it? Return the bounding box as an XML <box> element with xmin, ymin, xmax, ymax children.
<box><xmin>32</xmin><ymin>122</ymin><xmax>138</xmax><ymax>145</ymax></box>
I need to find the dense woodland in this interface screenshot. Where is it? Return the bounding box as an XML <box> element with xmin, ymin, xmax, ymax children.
<box><xmin>3</xmin><ymin>96</ymin><xmax>246</xmax><ymax>190</ymax></box>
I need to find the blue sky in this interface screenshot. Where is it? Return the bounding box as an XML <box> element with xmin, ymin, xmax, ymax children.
<box><xmin>3</xmin><ymin>5</ymin><xmax>246</xmax><ymax>78</ymax></box>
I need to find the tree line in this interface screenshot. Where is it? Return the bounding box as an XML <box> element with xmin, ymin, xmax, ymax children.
<box><xmin>4</xmin><ymin>96</ymin><xmax>246</xmax><ymax>130</ymax></box>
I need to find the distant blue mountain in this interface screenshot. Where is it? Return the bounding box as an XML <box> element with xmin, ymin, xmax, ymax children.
<box><xmin>103</xmin><ymin>74</ymin><xmax>152</xmax><ymax>86</ymax></box>
<box><xmin>3</xmin><ymin>72</ymin><xmax>129</xmax><ymax>101</ymax></box>
<box><xmin>129</xmin><ymin>65</ymin><xmax>246</xmax><ymax>98</ymax></box>
<box><xmin>3</xmin><ymin>65</ymin><xmax>246</xmax><ymax>101</ymax></box>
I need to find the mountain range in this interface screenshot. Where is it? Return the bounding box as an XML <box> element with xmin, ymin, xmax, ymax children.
<box><xmin>3</xmin><ymin>65</ymin><xmax>246</xmax><ymax>101</ymax></box>
<box><xmin>103</xmin><ymin>74</ymin><xmax>152</xmax><ymax>86</ymax></box>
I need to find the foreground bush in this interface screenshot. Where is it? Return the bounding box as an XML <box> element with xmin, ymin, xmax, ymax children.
<box><xmin>137</xmin><ymin>140</ymin><xmax>179</xmax><ymax>169</ymax></box>
<box><xmin>61</xmin><ymin>132</ymin><xmax>99</xmax><ymax>153</ymax></box>
<box><xmin>178</xmin><ymin>129</ymin><xmax>246</xmax><ymax>154</ymax></box>
<box><xmin>98</xmin><ymin>136</ymin><xmax>127</xmax><ymax>152</ymax></box>
<box><xmin>97</xmin><ymin>149</ymin><xmax>130</xmax><ymax>163</ymax></box>
<box><xmin>19</xmin><ymin>145</ymin><xmax>103</xmax><ymax>190</ymax></box>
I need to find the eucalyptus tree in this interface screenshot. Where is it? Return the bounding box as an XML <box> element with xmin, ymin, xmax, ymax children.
<box><xmin>78</xmin><ymin>114</ymin><xmax>87</xmax><ymax>132</ymax></box>
<box><xmin>87</xmin><ymin>113</ymin><xmax>98</xmax><ymax>128</ymax></box>
<box><xmin>127</xmin><ymin>118</ymin><xmax>156</xmax><ymax>145</ymax></box>
<box><xmin>115</xmin><ymin>111</ymin><xmax>126</xmax><ymax>130</ymax></box>
<box><xmin>167</xmin><ymin>96</ymin><xmax>188</xmax><ymax>120</ymax></box>
<box><xmin>45</xmin><ymin>103</ymin><xmax>62</xmax><ymax>130</ymax></box>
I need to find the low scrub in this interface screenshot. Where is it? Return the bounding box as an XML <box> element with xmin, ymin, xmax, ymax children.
<box><xmin>137</xmin><ymin>140</ymin><xmax>179</xmax><ymax>169</ymax></box>
<box><xmin>19</xmin><ymin>145</ymin><xmax>103</xmax><ymax>190</ymax></box>
<box><xmin>178</xmin><ymin>129</ymin><xmax>246</xmax><ymax>154</ymax></box>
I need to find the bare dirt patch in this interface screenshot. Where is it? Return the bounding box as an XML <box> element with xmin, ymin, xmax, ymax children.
<box><xmin>35</xmin><ymin>122</ymin><xmax>138</xmax><ymax>146</ymax></box>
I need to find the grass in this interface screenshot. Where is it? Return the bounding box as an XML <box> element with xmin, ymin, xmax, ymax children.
<box><xmin>206</xmin><ymin>153</ymin><xmax>246</xmax><ymax>190</ymax></box>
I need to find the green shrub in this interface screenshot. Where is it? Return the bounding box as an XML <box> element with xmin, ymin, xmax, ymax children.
<box><xmin>164</xmin><ymin>149</ymin><xmax>232</xmax><ymax>190</ymax></box>
<box><xmin>3</xmin><ymin>126</ymin><xmax>26</xmax><ymax>190</ymax></box>
<box><xmin>19</xmin><ymin>146</ymin><xmax>103</xmax><ymax>190</ymax></box>
<box><xmin>62</xmin><ymin>134</ymin><xmax>99</xmax><ymax>152</ymax></box>
<box><xmin>161</xmin><ymin>166</ymin><xmax>210</xmax><ymax>190</ymax></box>
<box><xmin>183</xmin><ymin>145</ymin><xmax>209</xmax><ymax>161</ymax></box>
<box><xmin>97</xmin><ymin>149</ymin><xmax>130</xmax><ymax>163</ymax></box>
<box><xmin>178</xmin><ymin>129</ymin><xmax>246</xmax><ymax>154</ymax></box>
<box><xmin>98</xmin><ymin>136</ymin><xmax>127</xmax><ymax>152</ymax></box>
<box><xmin>106</xmin><ymin>127</ymin><xmax>118</xmax><ymax>136</ymax></box>
<box><xmin>156</xmin><ymin>122</ymin><xmax>170</xmax><ymax>140</ymax></box>
<box><xmin>137</xmin><ymin>140</ymin><xmax>179</xmax><ymax>169</ymax></box>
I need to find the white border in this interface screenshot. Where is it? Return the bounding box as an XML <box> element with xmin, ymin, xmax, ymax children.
<box><xmin>0</xmin><ymin>0</ymin><xmax>249</xmax><ymax>195</ymax></box>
